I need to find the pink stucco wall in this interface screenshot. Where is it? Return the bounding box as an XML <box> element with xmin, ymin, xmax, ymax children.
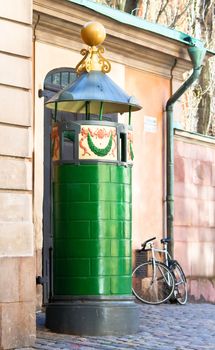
<box><xmin>174</xmin><ymin>132</ymin><xmax>215</xmax><ymax>303</ymax></box>
<box><xmin>125</xmin><ymin>67</ymin><xmax>169</xmax><ymax>250</ymax></box>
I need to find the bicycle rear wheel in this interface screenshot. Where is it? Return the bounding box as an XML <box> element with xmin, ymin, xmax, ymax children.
<box><xmin>171</xmin><ymin>261</ymin><xmax>187</xmax><ymax>305</ymax></box>
<box><xmin>132</xmin><ymin>261</ymin><xmax>175</xmax><ymax>304</ymax></box>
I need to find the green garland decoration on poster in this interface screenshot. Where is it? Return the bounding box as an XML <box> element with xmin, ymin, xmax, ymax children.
<box><xmin>87</xmin><ymin>132</ymin><xmax>112</xmax><ymax>157</ymax></box>
<box><xmin>130</xmin><ymin>141</ymin><xmax>134</xmax><ymax>160</ymax></box>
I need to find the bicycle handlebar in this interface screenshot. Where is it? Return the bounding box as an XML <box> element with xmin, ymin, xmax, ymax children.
<box><xmin>141</xmin><ymin>236</ymin><xmax>156</xmax><ymax>251</ymax></box>
<box><xmin>139</xmin><ymin>236</ymin><xmax>172</xmax><ymax>252</ymax></box>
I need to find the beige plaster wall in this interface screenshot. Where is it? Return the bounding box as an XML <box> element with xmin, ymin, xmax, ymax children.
<box><xmin>0</xmin><ymin>1</ymin><xmax>35</xmax><ymax>348</ymax></box>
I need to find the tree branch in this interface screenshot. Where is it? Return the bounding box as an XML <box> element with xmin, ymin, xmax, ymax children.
<box><xmin>169</xmin><ymin>0</ymin><xmax>193</xmax><ymax>28</ymax></box>
<box><xmin>144</xmin><ymin>0</ymin><xmax>151</xmax><ymax>19</ymax></box>
<box><xmin>156</xmin><ymin>0</ymin><xmax>169</xmax><ymax>23</ymax></box>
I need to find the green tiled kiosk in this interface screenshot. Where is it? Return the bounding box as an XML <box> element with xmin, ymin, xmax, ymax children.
<box><xmin>45</xmin><ymin>22</ymin><xmax>142</xmax><ymax>335</ymax></box>
<box><xmin>53</xmin><ymin>164</ymin><xmax>132</xmax><ymax>296</ymax></box>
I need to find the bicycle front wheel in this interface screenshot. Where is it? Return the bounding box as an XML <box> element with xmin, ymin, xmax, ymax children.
<box><xmin>132</xmin><ymin>261</ymin><xmax>175</xmax><ymax>304</ymax></box>
<box><xmin>171</xmin><ymin>261</ymin><xmax>188</xmax><ymax>305</ymax></box>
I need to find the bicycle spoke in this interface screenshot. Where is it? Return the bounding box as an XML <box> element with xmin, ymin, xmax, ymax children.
<box><xmin>171</xmin><ymin>261</ymin><xmax>187</xmax><ymax>305</ymax></box>
<box><xmin>132</xmin><ymin>261</ymin><xmax>175</xmax><ymax>305</ymax></box>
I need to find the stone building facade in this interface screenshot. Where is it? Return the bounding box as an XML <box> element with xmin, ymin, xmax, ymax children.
<box><xmin>0</xmin><ymin>0</ymin><xmax>214</xmax><ymax>348</ymax></box>
<box><xmin>0</xmin><ymin>0</ymin><xmax>35</xmax><ymax>348</ymax></box>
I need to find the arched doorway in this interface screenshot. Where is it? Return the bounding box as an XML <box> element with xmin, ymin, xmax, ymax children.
<box><xmin>42</xmin><ymin>68</ymin><xmax>77</xmax><ymax>304</ymax></box>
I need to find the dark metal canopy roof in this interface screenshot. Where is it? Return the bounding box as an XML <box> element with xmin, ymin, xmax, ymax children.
<box><xmin>45</xmin><ymin>71</ymin><xmax>142</xmax><ymax>114</ymax></box>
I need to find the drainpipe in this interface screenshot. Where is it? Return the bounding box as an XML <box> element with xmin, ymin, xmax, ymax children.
<box><xmin>166</xmin><ymin>43</ymin><xmax>206</xmax><ymax>258</ymax></box>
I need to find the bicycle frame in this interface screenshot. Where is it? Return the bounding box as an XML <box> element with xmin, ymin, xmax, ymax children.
<box><xmin>149</xmin><ymin>241</ymin><xmax>172</xmax><ymax>267</ymax></box>
<box><xmin>149</xmin><ymin>242</ymin><xmax>173</xmax><ymax>286</ymax></box>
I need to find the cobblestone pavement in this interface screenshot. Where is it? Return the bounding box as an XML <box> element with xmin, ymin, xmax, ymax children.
<box><xmin>18</xmin><ymin>303</ymin><xmax>215</xmax><ymax>350</ymax></box>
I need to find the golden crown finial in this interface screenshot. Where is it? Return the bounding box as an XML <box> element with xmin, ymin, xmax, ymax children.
<box><xmin>76</xmin><ymin>21</ymin><xmax>111</xmax><ymax>74</ymax></box>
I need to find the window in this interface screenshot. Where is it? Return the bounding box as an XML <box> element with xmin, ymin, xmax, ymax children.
<box><xmin>44</xmin><ymin>68</ymin><xmax>77</xmax><ymax>92</ymax></box>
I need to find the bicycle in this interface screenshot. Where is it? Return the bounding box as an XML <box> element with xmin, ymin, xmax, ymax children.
<box><xmin>132</xmin><ymin>237</ymin><xmax>188</xmax><ymax>305</ymax></box>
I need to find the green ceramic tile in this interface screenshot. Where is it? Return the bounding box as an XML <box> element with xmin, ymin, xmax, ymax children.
<box><xmin>54</xmin><ymin>221</ymin><xmax>90</xmax><ymax>238</ymax></box>
<box><xmin>110</xmin><ymin>203</ymin><xmax>131</xmax><ymax>220</ymax></box>
<box><xmin>123</xmin><ymin>184</ymin><xmax>132</xmax><ymax>202</ymax></box>
<box><xmin>110</xmin><ymin>276</ymin><xmax>132</xmax><ymax>294</ymax></box>
<box><xmin>54</xmin><ymin>239</ymin><xmax>111</xmax><ymax>258</ymax></box>
<box><xmin>90</xmin><ymin>183</ymin><xmax>124</xmax><ymax>201</ymax></box>
<box><xmin>54</xmin><ymin>258</ymin><xmax>90</xmax><ymax>277</ymax></box>
<box><xmin>91</xmin><ymin>257</ymin><xmax>131</xmax><ymax>276</ymax></box>
<box><xmin>53</xmin><ymin>183</ymin><xmax>90</xmax><ymax>202</ymax></box>
<box><xmin>54</xmin><ymin>164</ymin><xmax>111</xmax><ymax>183</ymax></box>
<box><xmin>110</xmin><ymin>166</ymin><xmax>131</xmax><ymax>184</ymax></box>
<box><xmin>123</xmin><ymin>221</ymin><xmax>132</xmax><ymax>238</ymax></box>
<box><xmin>110</xmin><ymin>239</ymin><xmax>131</xmax><ymax>257</ymax></box>
<box><xmin>91</xmin><ymin>220</ymin><xmax>123</xmax><ymax>238</ymax></box>
<box><xmin>54</xmin><ymin>202</ymin><xmax>110</xmax><ymax>220</ymax></box>
<box><xmin>54</xmin><ymin>276</ymin><xmax>110</xmax><ymax>295</ymax></box>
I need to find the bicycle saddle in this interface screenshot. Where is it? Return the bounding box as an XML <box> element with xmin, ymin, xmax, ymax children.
<box><xmin>160</xmin><ymin>237</ymin><xmax>171</xmax><ymax>244</ymax></box>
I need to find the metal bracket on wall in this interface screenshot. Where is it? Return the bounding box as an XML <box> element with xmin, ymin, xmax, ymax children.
<box><xmin>38</xmin><ymin>89</ymin><xmax>49</xmax><ymax>99</ymax></box>
<box><xmin>36</xmin><ymin>276</ymin><xmax>46</xmax><ymax>285</ymax></box>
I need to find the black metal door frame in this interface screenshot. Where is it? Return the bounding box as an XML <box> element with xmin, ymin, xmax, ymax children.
<box><xmin>42</xmin><ymin>68</ymin><xmax>76</xmax><ymax>304</ymax></box>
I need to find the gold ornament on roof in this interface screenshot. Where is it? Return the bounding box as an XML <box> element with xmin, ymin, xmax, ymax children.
<box><xmin>76</xmin><ymin>22</ymin><xmax>111</xmax><ymax>74</ymax></box>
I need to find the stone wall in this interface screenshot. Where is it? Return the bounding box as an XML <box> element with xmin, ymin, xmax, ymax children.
<box><xmin>0</xmin><ymin>0</ymin><xmax>35</xmax><ymax>348</ymax></box>
<box><xmin>174</xmin><ymin>130</ymin><xmax>215</xmax><ymax>303</ymax></box>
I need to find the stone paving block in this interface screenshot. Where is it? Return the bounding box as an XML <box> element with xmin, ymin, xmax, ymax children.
<box><xmin>23</xmin><ymin>303</ymin><xmax>215</xmax><ymax>350</ymax></box>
